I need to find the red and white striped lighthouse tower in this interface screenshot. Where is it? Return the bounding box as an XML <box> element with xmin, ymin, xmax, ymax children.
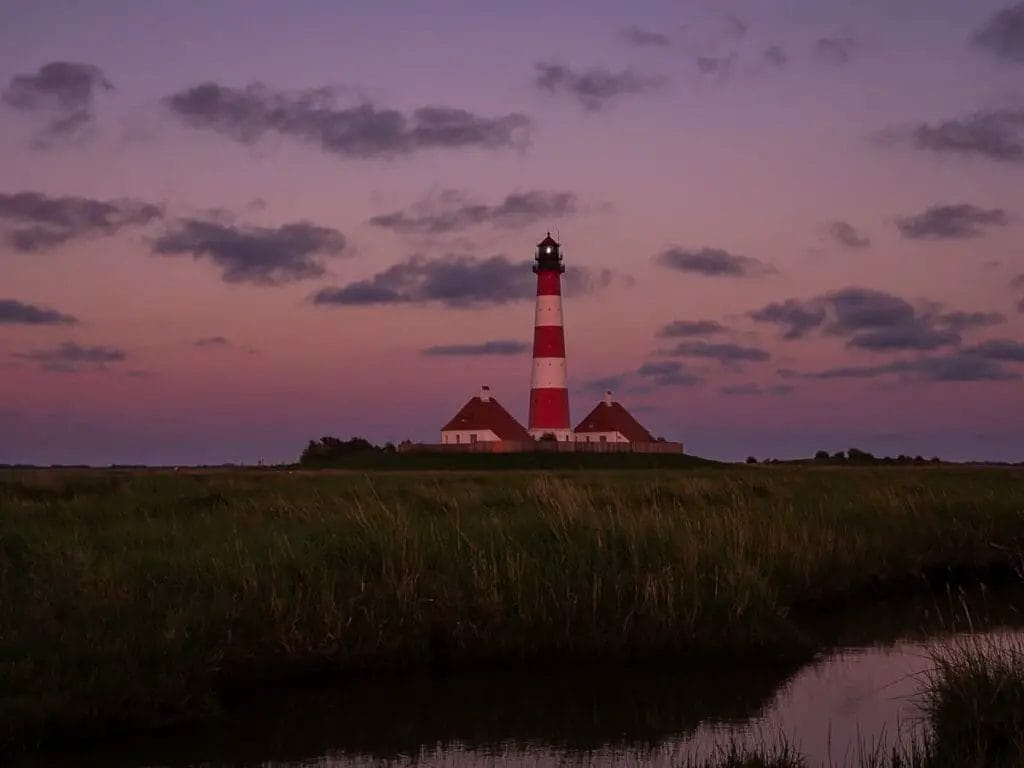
<box><xmin>528</xmin><ymin>233</ymin><xmax>572</xmax><ymax>441</ymax></box>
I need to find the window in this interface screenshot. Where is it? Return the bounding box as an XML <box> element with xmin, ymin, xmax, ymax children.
<box><xmin>456</xmin><ymin>434</ymin><xmax>461</xmax><ymax>444</ymax></box>
<box><xmin>599</xmin><ymin>435</ymin><xmax>607</xmax><ymax>443</ymax></box>
<box><xmin>470</xmin><ymin>434</ymin><xmax>478</xmax><ymax>443</ymax></box>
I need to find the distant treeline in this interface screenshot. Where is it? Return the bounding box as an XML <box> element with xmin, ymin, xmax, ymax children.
<box><xmin>748</xmin><ymin>448</ymin><xmax>949</xmax><ymax>466</ymax></box>
<box><xmin>297</xmin><ymin>436</ymin><xmax>715</xmax><ymax>470</ymax></box>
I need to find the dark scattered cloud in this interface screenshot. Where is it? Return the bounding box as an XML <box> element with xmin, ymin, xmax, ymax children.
<box><xmin>829</xmin><ymin>221</ymin><xmax>870</xmax><ymax>249</ymax></box>
<box><xmin>749</xmin><ymin>300</ymin><xmax>827</xmax><ymax>340</ymax></box>
<box><xmin>938</xmin><ymin>311</ymin><xmax>1005</xmax><ymax>331</ymax></box>
<box><xmin>892</xmin><ymin>108</ymin><xmax>1024</xmax><ymax>165</ymax></box>
<box><xmin>668</xmin><ymin>340</ymin><xmax>770</xmax><ymax>364</ymax></box>
<box><xmin>726</xmin><ymin>14</ymin><xmax>749</xmax><ymax>38</ymax></box>
<box><xmin>720</xmin><ymin>384</ymin><xmax>794</xmax><ymax>396</ymax></box>
<box><xmin>580</xmin><ymin>373</ymin><xmax>629</xmax><ymax>393</ymax></box>
<box><xmin>1019</xmin><ymin>297</ymin><xmax>1024</xmax><ymax>313</ymax></box>
<box><xmin>194</xmin><ymin>336</ymin><xmax>229</xmax><ymax>347</ymax></box>
<box><xmin>0</xmin><ymin>191</ymin><xmax>161</xmax><ymax>252</ymax></box>
<box><xmin>583</xmin><ymin>360</ymin><xmax>702</xmax><ymax>391</ymax></box>
<box><xmin>1013</xmin><ymin>274</ymin><xmax>1024</xmax><ymax>289</ymax></box>
<box><xmin>563</xmin><ymin>265</ymin><xmax>635</xmax><ymax>295</ymax></box>
<box><xmin>2</xmin><ymin>62</ymin><xmax>113</xmax><ymax>147</ymax></box>
<box><xmin>971</xmin><ymin>3</ymin><xmax>1024</xmax><ymax>64</ymax></box>
<box><xmin>636</xmin><ymin>360</ymin><xmax>703</xmax><ymax>387</ymax></box>
<box><xmin>622</xmin><ymin>26</ymin><xmax>672</xmax><ymax>48</ymax></box>
<box><xmin>814</xmin><ymin>34</ymin><xmax>857</xmax><ymax>65</ymax></box>
<box><xmin>750</xmin><ymin>287</ymin><xmax>1000</xmax><ymax>353</ymax></box>
<box><xmin>369</xmin><ymin>190</ymin><xmax>578</xmax><ymax>235</ymax></box>
<box><xmin>764</xmin><ymin>46</ymin><xmax>788</xmax><ymax>67</ymax></box>
<box><xmin>312</xmin><ymin>254</ymin><xmax>626</xmax><ymax>309</ymax></box>
<box><xmin>0</xmin><ymin>298</ymin><xmax>77</xmax><ymax>325</ymax></box>
<box><xmin>696</xmin><ymin>55</ymin><xmax>737</xmax><ymax>78</ymax></box>
<box><xmin>165</xmin><ymin>82</ymin><xmax>531</xmax><ymax>158</ymax></box>
<box><xmin>422</xmin><ymin>340</ymin><xmax>529</xmax><ymax>356</ymax></box>
<box><xmin>658</xmin><ymin>319</ymin><xmax>729</xmax><ymax>337</ymax></box>
<box><xmin>963</xmin><ymin>338</ymin><xmax>1024</xmax><ymax>361</ymax></box>
<box><xmin>847</xmin><ymin>323</ymin><xmax>961</xmax><ymax>352</ymax></box>
<box><xmin>534</xmin><ymin>63</ymin><xmax>666</xmax><ymax>111</ymax></box>
<box><xmin>152</xmin><ymin>218</ymin><xmax>347</xmax><ymax>285</ymax></box>
<box><xmin>897</xmin><ymin>204</ymin><xmax>1010</xmax><ymax>240</ymax></box>
<box><xmin>655</xmin><ymin>247</ymin><xmax>774</xmax><ymax>278</ymax></box>
<box><xmin>313</xmin><ymin>255</ymin><xmax>531</xmax><ymax>308</ymax></box>
<box><xmin>800</xmin><ymin>349</ymin><xmax>1021</xmax><ymax>383</ymax></box>
<box><xmin>11</xmin><ymin>341</ymin><xmax>126</xmax><ymax>372</ymax></box>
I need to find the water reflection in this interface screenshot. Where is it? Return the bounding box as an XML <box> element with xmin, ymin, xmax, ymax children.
<box><xmin>27</xmin><ymin>589</ymin><xmax>1024</xmax><ymax>768</ymax></box>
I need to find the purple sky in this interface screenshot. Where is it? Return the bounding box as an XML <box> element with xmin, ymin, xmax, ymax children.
<box><xmin>1</xmin><ymin>0</ymin><xmax>1023</xmax><ymax>465</ymax></box>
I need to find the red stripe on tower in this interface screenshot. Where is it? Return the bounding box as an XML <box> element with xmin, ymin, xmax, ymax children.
<box><xmin>528</xmin><ymin>233</ymin><xmax>572</xmax><ymax>441</ymax></box>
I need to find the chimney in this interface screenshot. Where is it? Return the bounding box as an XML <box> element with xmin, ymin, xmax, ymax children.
<box><xmin>604</xmin><ymin>390</ymin><xmax>613</xmax><ymax>406</ymax></box>
<box><xmin>480</xmin><ymin>385</ymin><xmax>491</xmax><ymax>402</ymax></box>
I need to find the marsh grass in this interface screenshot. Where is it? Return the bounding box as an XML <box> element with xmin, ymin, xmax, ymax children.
<box><xmin>1</xmin><ymin>466</ymin><xmax>1023</xmax><ymax>749</ymax></box>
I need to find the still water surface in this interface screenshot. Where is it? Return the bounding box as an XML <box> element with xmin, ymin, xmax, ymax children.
<box><xmin>31</xmin><ymin>591</ymin><xmax>1024</xmax><ymax>767</ymax></box>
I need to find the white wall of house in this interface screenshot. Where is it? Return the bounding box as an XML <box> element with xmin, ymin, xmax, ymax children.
<box><xmin>441</xmin><ymin>429</ymin><xmax>501</xmax><ymax>444</ymax></box>
<box><xmin>574</xmin><ymin>431</ymin><xmax>629</xmax><ymax>444</ymax></box>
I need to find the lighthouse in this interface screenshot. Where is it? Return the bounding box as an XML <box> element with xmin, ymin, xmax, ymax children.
<box><xmin>528</xmin><ymin>233</ymin><xmax>572</xmax><ymax>441</ymax></box>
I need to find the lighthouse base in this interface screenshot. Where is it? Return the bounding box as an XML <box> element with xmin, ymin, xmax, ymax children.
<box><xmin>528</xmin><ymin>429</ymin><xmax>575</xmax><ymax>442</ymax></box>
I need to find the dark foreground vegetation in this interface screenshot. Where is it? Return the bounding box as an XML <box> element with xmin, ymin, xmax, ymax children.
<box><xmin>690</xmin><ymin>638</ymin><xmax>1024</xmax><ymax>767</ymax></box>
<box><xmin>1</xmin><ymin>465</ymin><xmax>1023</xmax><ymax>753</ymax></box>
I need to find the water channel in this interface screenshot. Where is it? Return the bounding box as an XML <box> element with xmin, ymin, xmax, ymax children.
<box><xmin>23</xmin><ymin>588</ymin><xmax>1024</xmax><ymax>767</ymax></box>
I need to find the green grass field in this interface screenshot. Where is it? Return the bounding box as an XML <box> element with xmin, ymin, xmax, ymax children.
<box><xmin>1</xmin><ymin>465</ymin><xmax>1023</xmax><ymax>750</ymax></box>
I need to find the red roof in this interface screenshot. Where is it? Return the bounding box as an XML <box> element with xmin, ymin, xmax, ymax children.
<box><xmin>574</xmin><ymin>399</ymin><xmax>655</xmax><ymax>443</ymax></box>
<box><xmin>441</xmin><ymin>395</ymin><xmax>532</xmax><ymax>441</ymax></box>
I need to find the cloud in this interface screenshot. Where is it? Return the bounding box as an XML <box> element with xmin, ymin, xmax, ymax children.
<box><xmin>655</xmin><ymin>247</ymin><xmax>774</xmax><ymax>277</ymax></box>
<box><xmin>726</xmin><ymin>14</ymin><xmax>749</xmax><ymax>37</ymax></box>
<box><xmin>165</xmin><ymin>82</ymin><xmax>531</xmax><ymax>158</ymax></box>
<box><xmin>0</xmin><ymin>298</ymin><xmax>77</xmax><ymax>325</ymax></box>
<box><xmin>846</xmin><ymin>322</ymin><xmax>962</xmax><ymax>351</ymax></box>
<box><xmin>11</xmin><ymin>341</ymin><xmax>126</xmax><ymax>372</ymax></box>
<box><xmin>312</xmin><ymin>254</ymin><xmax>624</xmax><ymax>308</ymax></box>
<box><xmin>668</xmin><ymin>340</ymin><xmax>770</xmax><ymax>364</ymax></box>
<box><xmin>720</xmin><ymin>384</ymin><xmax>794</xmax><ymax>396</ymax></box>
<box><xmin>534</xmin><ymin>63</ymin><xmax>666</xmax><ymax>111</ymax></box>
<box><xmin>829</xmin><ymin>221</ymin><xmax>870</xmax><ymax>249</ymax></box>
<box><xmin>622</xmin><ymin>26</ymin><xmax>672</xmax><ymax>48</ymax></box>
<box><xmin>0</xmin><ymin>191</ymin><xmax>161</xmax><ymax>252</ymax></box>
<box><xmin>764</xmin><ymin>46</ymin><xmax>788</xmax><ymax>67</ymax></box>
<box><xmin>814</xmin><ymin>34</ymin><xmax>856</xmax><ymax>65</ymax></box>
<box><xmin>1014</xmin><ymin>274</ymin><xmax>1024</xmax><ymax>289</ymax></box>
<box><xmin>971</xmin><ymin>3</ymin><xmax>1024</xmax><ymax>64</ymax></box>
<box><xmin>313</xmin><ymin>254</ymin><xmax>531</xmax><ymax>308</ymax></box>
<box><xmin>422</xmin><ymin>340</ymin><xmax>529</xmax><ymax>356</ymax></box>
<box><xmin>152</xmin><ymin>218</ymin><xmax>347</xmax><ymax>285</ymax></box>
<box><xmin>696</xmin><ymin>55</ymin><xmax>737</xmax><ymax>77</ymax></box>
<box><xmin>748</xmin><ymin>300</ymin><xmax>827</xmax><ymax>340</ymax></box>
<box><xmin>937</xmin><ymin>311</ymin><xmax>1005</xmax><ymax>331</ymax></box>
<box><xmin>963</xmin><ymin>338</ymin><xmax>1024</xmax><ymax>361</ymax></box>
<box><xmin>801</xmin><ymin>351</ymin><xmax>1020</xmax><ymax>383</ymax></box>
<box><xmin>896</xmin><ymin>204</ymin><xmax>1010</xmax><ymax>240</ymax></box>
<box><xmin>887</xmin><ymin>108</ymin><xmax>1024</xmax><ymax>164</ymax></box>
<box><xmin>658</xmin><ymin>319</ymin><xmax>729</xmax><ymax>337</ymax></box>
<box><xmin>2</xmin><ymin>62</ymin><xmax>113</xmax><ymax>147</ymax></box>
<box><xmin>636</xmin><ymin>360</ymin><xmax>703</xmax><ymax>387</ymax></box>
<box><xmin>750</xmin><ymin>287</ymin><xmax>999</xmax><ymax>352</ymax></box>
<box><xmin>369</xmin><ymin>190</ymin><xmax>578</xmax><ymax>235</ymax></box>
<box><xmin>194</xmin><ymin>336</ymin><xmax>229</xmax><ymax>347</ymax></box>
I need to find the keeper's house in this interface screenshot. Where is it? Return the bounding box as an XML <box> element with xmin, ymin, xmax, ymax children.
<box><xmin>440</xmin><ymin>386</ymin><xmax>531</xmax><ymax>446</ymax></box>
<box><xmin>574</xmin><ymin>391</ymin><xmax>656</xmax><ymax>444</ymax></box>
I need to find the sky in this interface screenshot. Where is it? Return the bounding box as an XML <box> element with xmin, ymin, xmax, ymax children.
<box><xmin>1</xmin><ymin>0</ymin><xmax>1023</xmax><ymax>465</ymax></box>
